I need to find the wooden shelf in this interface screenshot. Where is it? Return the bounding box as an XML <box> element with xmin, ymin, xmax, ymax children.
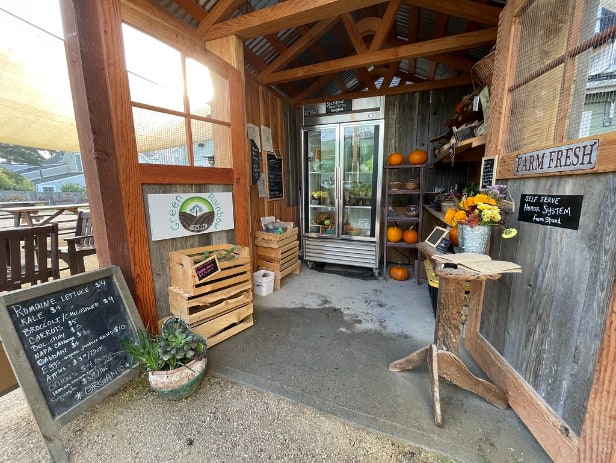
<box><xmin>433</xmin><ymin>134</ymin><xmax>486</xmax><ymax>166</ymax></box>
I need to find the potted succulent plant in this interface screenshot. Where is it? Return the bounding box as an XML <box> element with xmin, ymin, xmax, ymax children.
<box><xmin>122</xmin><ymin>316</ymin><xmax>207</xmax><ymax>400</ymax></box>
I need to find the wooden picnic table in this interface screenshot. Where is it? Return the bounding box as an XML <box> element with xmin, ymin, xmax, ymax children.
<box><xmin>0</xmin><ymin>203</ymin><xmax>89</xmax><ymax>227</ymax></box>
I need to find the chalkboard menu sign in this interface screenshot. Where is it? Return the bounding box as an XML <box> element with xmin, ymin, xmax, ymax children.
<box><xmin>480</xmin><ymin>156</ymin><xmax>497</xmax><ymax>189</ymax></box>
<box><xmin>326</xmin><ymin>99</ymin><xmax>352</xmax><ymax>113</ymax></box>
<box><xmin>266</xmin><ymin>151</ymin><xmax>284</xmax><ymax>200</ymax></box>
<box><xmin>517</xmin><ymin>194</ymin><xmax>584</xmax><ymax>230</ymax></box>
<box><xmin>0</xmin><ymin>266</ymin><xmax>143</xmax><ymax>460</ymax></box>
<box><xmin>250</xmin><ymin>139</ymin><xmax>261</xmax><ymax>184</ymax></box>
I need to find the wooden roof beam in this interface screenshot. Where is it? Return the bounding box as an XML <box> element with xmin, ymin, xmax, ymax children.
<box><xmin>299</xmin><ymin>75</ymin><xmax>472</xmax><ymax>105</ymax></box>
<box><xmin>198</xmin><ymin>0</ymin><xmax>389</xmax><ymax>41</ymax></box>
<box><xmin>197</xmin><ymin>0</ymin><xmax>244</xmax><ymax>30</ymax></box>
<box><xmin>369</xmin><ymin>0</ymin><xmax>403</xmax><ymax>51</ymax></box>
<box><xmin>173</xmin><ymin>0</ymin><xmax>207</xmax><ymax>21</ymax></box>
<box><xmin>341</xmin><ymin>13</ymin><xmax>368</xmax><ymax>54</ymax></box>
<box><xmin>405</xmin><ymin>0</ymin><xmax>501</xmax><ymax>26</ymax></box>
<box><xmin>261</xmin><ymin>27</ymin><xmax>497</xmax><ymax>84</ymax></box>
<box><xmin>259</xmin><ymin>17</ymin><xmax>339</xmax><ymax>80</ymax></box>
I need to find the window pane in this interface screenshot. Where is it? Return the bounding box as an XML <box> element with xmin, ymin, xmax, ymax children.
<box><xmin>191</xmin><ymin>119</ymin><xmax>231</xmax><ymax>167</ymax></box>
<box><xmin>134</xmin><ymin>107</ymin><xmax>188</xmax><ymax>165</ymax></box>
<box><xmin>186</xmin><ymin>58</ymin><xmax>230</xmax><ymax>122</ymax></box>
<box><xmin>123</xmin><ymin>24</ymin><xmax>184</xmax><ymax>112</ymax></box>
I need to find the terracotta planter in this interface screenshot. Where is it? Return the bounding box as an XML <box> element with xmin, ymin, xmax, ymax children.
<box><xmin>148</xmin><ymin>357</ymin><xmax>207</xmax><ymax>400</ymax></box>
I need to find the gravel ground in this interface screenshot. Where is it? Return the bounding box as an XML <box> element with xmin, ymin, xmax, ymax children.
<box><xmin>1</xmin><ymin>374</ymin><xmax>459</xmax><ymax>463</ymax></box>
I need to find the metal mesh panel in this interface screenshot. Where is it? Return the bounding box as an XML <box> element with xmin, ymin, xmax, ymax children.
<box><xmin>505</xmin><ymin>0</ymin><xmax>616</xmax><ymax>152</ymax></box>
<box><xmin>191</xmin><ymin>119</ymin><xmax>231</xmax><ymax>168</ymax></box>
<box><xmin>134</xmin><ymin>107</ymin><xmax>188</xmax><ymax>165</ymax></box>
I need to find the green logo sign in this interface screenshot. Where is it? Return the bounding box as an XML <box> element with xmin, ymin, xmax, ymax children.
<box><xmin>178</xmin><ymin>196</ymin><xmax>215</xmax><ymax>233</ymax></box>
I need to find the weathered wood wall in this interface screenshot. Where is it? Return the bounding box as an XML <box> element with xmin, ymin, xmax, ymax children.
<box><xmin>384</xmin><ymin>88</ymin><xmax>474</xmax><ymax>195</ymax></box>
<box><xmin>244</xmin><ymin>76</ymin><xmax>300</xmax><ymax>264</ymax></box>
<box><xmin>142</xmin><ymin>184</ymin><xmax>234</xmax><ymax>322</ymax></box>
<box><xmin>481</xmin><ymin>172</ymin><xmax>616</xmax><ymax>435</ymax></box>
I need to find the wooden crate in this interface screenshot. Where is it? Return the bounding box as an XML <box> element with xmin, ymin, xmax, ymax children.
<box><xmin>169</xmin><ymin>244</ymin><xmax>251</xmax><ymax>296</ymax></box>
<box><xmin>190</xmin><ymin>304</ymin><xmax>254</xmax><ymax>347</ymax></box>
<box><xmin>256</xmin><ymin>240</ymin><xmax>300</xmax><ymax>290</ymax></box>
<box><xmin>255</xmin><ymin>227</ymin><xmax>299</xmax><ymax>249</ymax></box>
<box><xmin>169</xmin><ymin>285</ymin><xmax>253</xmax><ymax>325</ymax></box>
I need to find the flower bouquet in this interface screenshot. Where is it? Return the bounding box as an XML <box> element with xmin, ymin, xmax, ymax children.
<box><xmin>444</xmin><ymin>185</ymin><xmax>517</xmax><ymax>239</ymax></box>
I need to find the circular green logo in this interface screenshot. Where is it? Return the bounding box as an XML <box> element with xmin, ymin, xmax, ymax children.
<box><xmin>178</xmin><ymin>196</ymin><xmax>215</xmax><ymax>233</ymax></box>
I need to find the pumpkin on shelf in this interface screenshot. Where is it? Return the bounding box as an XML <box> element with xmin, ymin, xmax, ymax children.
<box><xmin>408</xmin><ymin>149</ymin><xmax>428</xmax><ymax>165</ymax></box>
<box><xmin>387</xmin><ymin>152</ymin><xmax>404</xmax><ymax>166</ymax></box>
<box><xmin>402</xmin><ymin>226</ymin><xmax>418</xmax><ymax>244</ymax></box>
<box><xmin>389</xmin><ymin>265</ymin><xmax>410</xmax><ymax>281</ymax></box>
<box><xmin>448</xmin><ymin>226</ymin><xmax>459</xmax><ymax>246</ymax></box>
<box><xmin>387</xmin><ymin>224</ymin><xmax>403</xmax><ymax>242</ymax></box>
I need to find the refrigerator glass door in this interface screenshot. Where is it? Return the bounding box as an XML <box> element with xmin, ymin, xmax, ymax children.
<box><xmin>304</xmin><ymin>125</ymin><xmax>339</xmax><ymax>237</ymax></box>
<box><xmin>339</xmin><ymin>122</ymin><xmax>382</xmax><ymax>239</ymax></box>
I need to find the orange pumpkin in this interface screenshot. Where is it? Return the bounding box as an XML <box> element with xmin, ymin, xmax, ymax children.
<box><xmin>408</xmin><ymin>149</ymin><xmax>428</xmax><ymax>165</ymax></box>
<box><xmin>387</xmin><ymin>152</ymin><xmax>404</xmax><ymax>166</ymax></box>
<box><xmin>402</xmin><ymin>227</ymin><xmax>418</xmax><ymax>244</ymax></box>
<box><xmin>389</xmin><ymin>265</ymin><xmax>410</xmax><ymax>281</ymax></box>
<box><xmin>448</xmin><ymin>226</ymin><xmax>459</xmax><ymax>246</ymax></box>
<box><xmin>387</xmin><ymin>225</ymin><xmax>403</xmax><ymax>242</ymax></box>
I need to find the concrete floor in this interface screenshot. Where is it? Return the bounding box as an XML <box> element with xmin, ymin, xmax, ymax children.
<box><xmin>208</xmin><ymin>262</ymin><xmax>551</xmax><ymax>463</ymax></box>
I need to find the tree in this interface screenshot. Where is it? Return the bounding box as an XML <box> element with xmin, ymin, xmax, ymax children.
<box><xmin>0</xmin><ymin>167</ymin><xmax>34</xmax><ymax>191</ymax></box>
<box><xmin>0</xmin><ymin>144</ymin><xmax>49</xmax><ymax>166</ymax></box>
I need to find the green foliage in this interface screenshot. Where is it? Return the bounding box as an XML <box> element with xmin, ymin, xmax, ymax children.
<box><xmin>0</xmin><ymin>144</ymin><xmax>48</xmax><ymax>166</ymax></box>
<box><xmin>60</xmin><ymin>181</ymin><xmax>86</xmax><ymax>193</ymax></box>
<box><xmin>0</xmin><ymin>167</ymin><xmax>34</xmax><ymax>191</ymax></box>
<box><xmin>122</xmin><ymin>317</ymin><xmax>206</xmax><ymax>371</ymax></box>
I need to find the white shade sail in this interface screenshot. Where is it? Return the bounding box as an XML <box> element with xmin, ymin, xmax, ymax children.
<box><xmin>0</xmin><ymin>3</ymin><xmax>79</xmax><ymax>152</ymax></box>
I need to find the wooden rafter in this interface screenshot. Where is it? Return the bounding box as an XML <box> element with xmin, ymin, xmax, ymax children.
<box><xmin>426</xmin><ymin>13</ymin><xmax>449</xmax><ymax>80</ymax></box>
<box><xmin>405</xmin><ymin>0</ymin><xmax>501</xmax><ymax>26</ymax></box>
<box><xmin>261</xmin><ymin>28</ymin><xmax>497</xmax><ymax>84</ymax></box>
<box><xmin>341</xmin><ymin>13</ymin><xmax>368</xmax><ymax>54</ymax></box>
<box><xmin>407</xmin><ymin>5</ymin><xmax>419</xmax><ymax>74</ymax></box>
<box><xmin>197</xmin><ymin>0</ymin><xmax>244</xmax><ymax>31</ymax></box>
<box><xmin>299</xmin><ymin>75</ymin><xmax>472</xmax><ymax>105</ymax></box>
<box><xmin>368</xmin><ymin>0</ymin><xmax>403</xmax><ymax>52</ymax></box>
<box><xmin>259</xmin><ymin>17</ymin><xmax>340</xmax><ymax>80</ymax></box>
<box><xmin>198</xmin><ymin>0</ymin><xmax>389</xmax><ymax>41</ymax></box>
<box><xmin>173</xmin><ymin>0</ymin><xmax>206</xmax><ymax>21</ymax></box>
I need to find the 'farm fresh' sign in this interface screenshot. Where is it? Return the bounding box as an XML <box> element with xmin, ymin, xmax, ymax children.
<box><xmin>147</xmin><ymin>193</ymin><xmax>234</xmax><ymax>241</ymax></box>
<box><xmin>514</xmin><ymin>139</ymin><xmax>598</xmax><ymax>175</ymax></box>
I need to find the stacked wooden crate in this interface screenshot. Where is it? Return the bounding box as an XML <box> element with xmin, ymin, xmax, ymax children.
<box><xmin>255</xmin><ymin>227</ymin><xmax>301</xmax><ymax>290</ymax></box>
<box><xmin>168</xmin><ymin>244</ymin><xmax>253</xmax><ymax>347</ymax></box>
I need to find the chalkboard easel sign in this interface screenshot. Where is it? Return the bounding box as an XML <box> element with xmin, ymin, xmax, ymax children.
<box><xmin>0</xmin><ymin>266</ymin><xmax>144</xmax><ymax>462</ymax></box>
<box><xmin>266</xmin><ymin>150</ymin><xmax>284</xmax><ymax>200</ymax></box>
<box><xmin>480</xmin><ymin>156</ymin><xmax>498</xmax><ymax>189</ymax></box>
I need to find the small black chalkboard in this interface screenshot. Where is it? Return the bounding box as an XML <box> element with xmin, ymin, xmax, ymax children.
<box><xmin>0</xmin><ymin>266</ymin><xmax>143</xmax><ymax>461</ymax></box>
<box><xmin>326</xmin><ymin>99</ymin><xmax>352</xmax><ymax>113</ymax></box>
<box><xmin>250</xmin><ymin>139</ymin><xmax>261</xmax><ymax>185</ymax></box>
<box><xmin>425</xmin><ymin>227</ymin><xmax>449</xmax><ymax>248</ymax></box>
<box><xmin>266</xmin><ymin>151</ymin><xmax>284</xmax><ymax>200</ymax></box>
<box><xmin>517</xmin><ymin>194</ymin><xmax>584</xmax><ymax>230</ymax></box>
<box><xmin>194</xmin><ymin>255</ymin><xmax>220</xmax><ymax>282</ymax></box>
<box><xmin>480</xmin><ymin>156</ymin><xmax>497</xmax><ymax>189</ymax></box>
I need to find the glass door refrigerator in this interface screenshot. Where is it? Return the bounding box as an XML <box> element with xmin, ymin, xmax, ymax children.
<box><xmin>301</xmin><ymin>97</ymin><xmax>384</xmax><ymax>275</ymax></box>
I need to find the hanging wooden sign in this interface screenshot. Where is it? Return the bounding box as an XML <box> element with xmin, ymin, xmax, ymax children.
<box><xmin>513</xmin><ymin>139</ymin><xmax>598</xmax><ymax>176</ymax></box>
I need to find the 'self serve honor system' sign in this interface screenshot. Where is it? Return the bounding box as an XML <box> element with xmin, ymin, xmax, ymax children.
<box><xmin>517</xmin><ymin>194</ymin><xmax>584</xmax><ymax>230</ymax></box>
<box><xmin>0</xmin><ymin>266</ymin><xmax>144</xmax><ymax>463</ymax></box>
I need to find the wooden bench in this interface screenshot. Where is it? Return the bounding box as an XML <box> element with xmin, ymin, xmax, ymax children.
<box><xmin>58</xmin><ymin>210</ymin><xmax>96</xmax><ymax>275</ymax></box>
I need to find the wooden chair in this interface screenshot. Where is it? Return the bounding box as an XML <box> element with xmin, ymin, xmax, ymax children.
<box><xmin>59</xmin><ymin>210</ymin><xmax>96</xmax><ymax>275</ymax></box>
<box><xmin>0</xmin><ymin>223</ymin><xmax>60</xmax><ymax>292</ymax></box>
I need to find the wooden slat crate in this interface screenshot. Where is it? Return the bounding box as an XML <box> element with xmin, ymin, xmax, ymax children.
<box><xmin>169</xmin><ymin>286</ymin><xmax>253</xmax><ymax>325</ymax></box>
<box><xmin>190</xmin><ymin>303</ymin><xmax>254</xmax><ymax>347</ymax></box>
<box><xmin>169</xmin><ymin>244</ymin><xmax>251</xmax><ymax>296</ymax></box>
<box><xmin>256</xmin><ymin>239</ymin><xmax>301</xmax><ymax>290</ymax></box>
<box><xmin>255</xmin><ymin>227</ymin><xmax>299</xmax><ymax>249</ymax></box>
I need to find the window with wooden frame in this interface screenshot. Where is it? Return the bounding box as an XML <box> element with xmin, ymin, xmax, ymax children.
<box><xmin>121</xmin><ymin>24</ymin><xmax>231</xmax><ymax>167</ymax></box>
<box><xmin>506</xmin><ymin>0</ymin><xmax>616</xmax><ymax>153</ymax></box>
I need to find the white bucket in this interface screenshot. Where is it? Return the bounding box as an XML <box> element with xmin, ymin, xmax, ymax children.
<box><xmin>253</xmin><ymin>270</ymin><xmax>275</xmax><ymax>296</ymax></box>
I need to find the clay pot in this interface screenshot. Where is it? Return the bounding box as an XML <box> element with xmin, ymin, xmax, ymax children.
<box><xmin>148</xmin><ymin>357</ymin><xmax>207</xmax><ymax>400</ymax></box>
